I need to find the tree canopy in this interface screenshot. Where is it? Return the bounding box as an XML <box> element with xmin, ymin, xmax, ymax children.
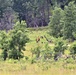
<box><xmin>0</xmin><ymin>0</ymin><xmax>75</xmax><ymax>29</ymax></box>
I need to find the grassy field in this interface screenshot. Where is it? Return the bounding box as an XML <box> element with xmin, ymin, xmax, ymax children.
<box><xmin>0</xmin><ymin>61</ymin><xmax>76</xmax><ymax>75</ymax></box>
<box><xmin>0</xmin><ymin>26</ymin><xmax>76</xmax><ymax>75</ymax></box>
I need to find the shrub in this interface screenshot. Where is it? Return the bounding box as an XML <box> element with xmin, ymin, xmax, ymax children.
<box><xmin>31</xmin><ymin>46</ymin><xmax>41</xmax><ymax>58</ymax></box>
<box><xmin>41</xmin><ymin>43</ymin><xmax>53</xmax><ymax>60</ymax></box>
<box><xmin>70</xmin><ymin>41</ymin><xmax>76</xmax><ymax>59</ymax></box>
<box><xmin>54</xmin><ymin>39</ymin><xmax>67</xmax><ymax>61</ymax></box>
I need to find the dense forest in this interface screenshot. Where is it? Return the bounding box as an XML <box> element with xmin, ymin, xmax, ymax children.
<box><xmin>0</xmin><ymin>0</ymin><xmax>75</xmax><ymax>30</ymax></box>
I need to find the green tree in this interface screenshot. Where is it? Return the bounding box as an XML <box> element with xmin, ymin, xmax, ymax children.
<box><xmin>62</xmin><ymin>1</ymin><xmax>76</xmax><ymax>40</ymax></box>
<box><xmin>49</xmin><ymin>7</ymin><xmax>64</xmax><ymax>37</ymax></box>
<box><xmin>0</xmin><ymin>31</ymin><xmax>11</xmax><ymax>60</ymax></box>
<box><xmin>9</xmin><ymin>21</ymin><xmax>29</xmax><ymax>59</ymax></box>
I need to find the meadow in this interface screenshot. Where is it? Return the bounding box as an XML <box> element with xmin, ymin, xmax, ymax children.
<box><xmin>0</xmin><ymin>27</ymin><xmax>76</xmax><ymax>75</ymax></box>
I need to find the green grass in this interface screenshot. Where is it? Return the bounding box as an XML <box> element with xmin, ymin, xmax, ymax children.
<box><xmin>0</xmin><ymin>26</ymin><xmax>76</xmax><ymax>75</ymax></box>
<box><xmin>0</xmin><ymin>61</ymin><xmax>76</xmax><ymax>75</ymax></box>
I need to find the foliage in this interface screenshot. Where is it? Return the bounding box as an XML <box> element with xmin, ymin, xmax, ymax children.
<box><xmin>53</xmin><ymin>38</ymin><xmax>67</xmax><ymax>61</ymax></box>
<box><xmin>41</xmin><ymin>43</ymin><xmax>53</xmax><ymax>60</ymax></box>
<box><xmin>62</xmin><ymin>1</ymin><xmax>76</xmax><ymax>40</ymax></box>
<box><xmin>9</xmin><ymin>21</ymin><xmax>29</xmax><ymax>59</ymax></box>
<box><xmin>49</xmin><ymin>1</ymin><xmax>76</xmax><ymax>40</ymax></box>
<box><xmin>66</xmin><ymin>57</ymin><xmax>75</xmax><ymax>64</ymax></box>
<box><xmin>12</xmin><ymin>0</ymin><xmax>51</xmax><ymax>27</ymax></box>
<box><xmin>70</xmin><ymin>41</ymin><xmax>76</xmax><ymax>59</ymax></box>
<box><xmin>0</xmin><ymin>0</ymin><xmax>75</xmax><ymax>29</ymax></box>
<box><xmin>31</xmin><ymin>46</ymin><xmax>41</xmax><ymax>58</ymax></box>
<box><xmin>0</xmin><ymin>31</ymin><xmax>11</xmax><ymax>60</ymax></box>
<box><xmin>0</xmin><ymin>0</ymin><xmax>12</xmax><ymax>18</ymax></box>
<box><xmin>49</xmin><ymin>7</ymin><xmax>64</xmax><ymax>37</ymax></box>
<box><xmin>0</xmin><ymin>21</ymin><xmax>29</xmax><ymax>60</ymax></box>
<box><xmin>54</xmin><ymin>39</ymin><xmax>67</xmax><ymax>53</ymax></box>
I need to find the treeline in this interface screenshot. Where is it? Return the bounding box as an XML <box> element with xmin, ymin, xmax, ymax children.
<box><xmin>0</xmin><ymin>0</ymin><xmax>75</xmax><ymax>30</ymax></box>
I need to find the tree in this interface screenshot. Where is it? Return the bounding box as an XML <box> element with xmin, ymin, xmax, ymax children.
<box><xmin>62</xmin><ymin>1</ymin><xmax>76</xmax><ymax>40</ymax></box>
<box><xmin>0</xmin><ymin>21</ymin><xmax>29</xmax><ymax>60</ymax></box>
<box><xmin>0</xmin><ymin>31</ymin><xmax>11</xmax><ymax>60</ymax></box>
<box><xmin>9</xmin><ymin>21</ymin><xmax>29</xmax><ymax>59</ymax></box>
<box><xmin>0</xmin><ymin>0</ymin><xmax>15</xmax><ymax>31</ymax></box>
<box><xmin>12</xmin><ymin>0</ymin><xmax>52</xmax><ymax>27</ymax></box>
<box><xmin>51</xmin><ymin>0</ymin><xmax>76</xmax><ymax>9</ymax></box>
<box><xmin>49</xmin><ymin>7</ymin><xmax>64</xmax><ymax>37</ymax></box>
<box><xmin>0</xmin><ymin>0</ymin><xmax>75</xmax><ymax>29</ymax></box>
<box><xmin>0</xmin><ymin>0</ymin><xmax>12</xmax><ymax>18</ymax></box>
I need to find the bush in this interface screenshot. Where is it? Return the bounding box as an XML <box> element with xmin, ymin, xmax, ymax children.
<box><xmin>54</xmin><ymin>39</ymin><xmax>67</xmax><ymax>61</ymax></box>
<box><xmin>70</xmin><ymin>41</ymin><xmax>76</xmax><ymax>59</ymax></box>
<box><xmin>66</xmin><ymin>57</ymin><xmax>75</xmax><ymax>64</ymax></box>
<box><xmin>31</xmin><ymin>46</ymin><xmax>41</xmax><ymax>58</ymax></box>
<box><xmin>30</xmin><ymin>58</ymin><xmax>36</xmax><ymax>64</ymax></box>
<box><xmin>64</xmin><ymin>64</ymin><xmax>76</xmax><ymax>70</ymax></box>
<box><xmin>41</xmin><ymin>43</ymin><xmax>53</xmax><ymax>60</ymax></box>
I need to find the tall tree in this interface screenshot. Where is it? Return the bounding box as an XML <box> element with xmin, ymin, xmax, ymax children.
<box><xmin>49</xmin><ymin>7</ymin><xmax>64</xmax><ymax>37</ymax></box>
<box><xmin>0</xmin><ymin>0</ymin><xmax>12</xmax><ymax>18</ymax></box>
<box><xmin>12</xmin><ymin>0</ymin><xmax>52</xmax><ymax>27</ymax></box>
<box><xmin>62</xmin><ymin>1</ymin><xmax>76</xmax><ymax>40</ymax></box>
<box><xmin>0</xmin><ymin>0</ymin><xmax>14</xmax><ymax>31</ymax></box>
